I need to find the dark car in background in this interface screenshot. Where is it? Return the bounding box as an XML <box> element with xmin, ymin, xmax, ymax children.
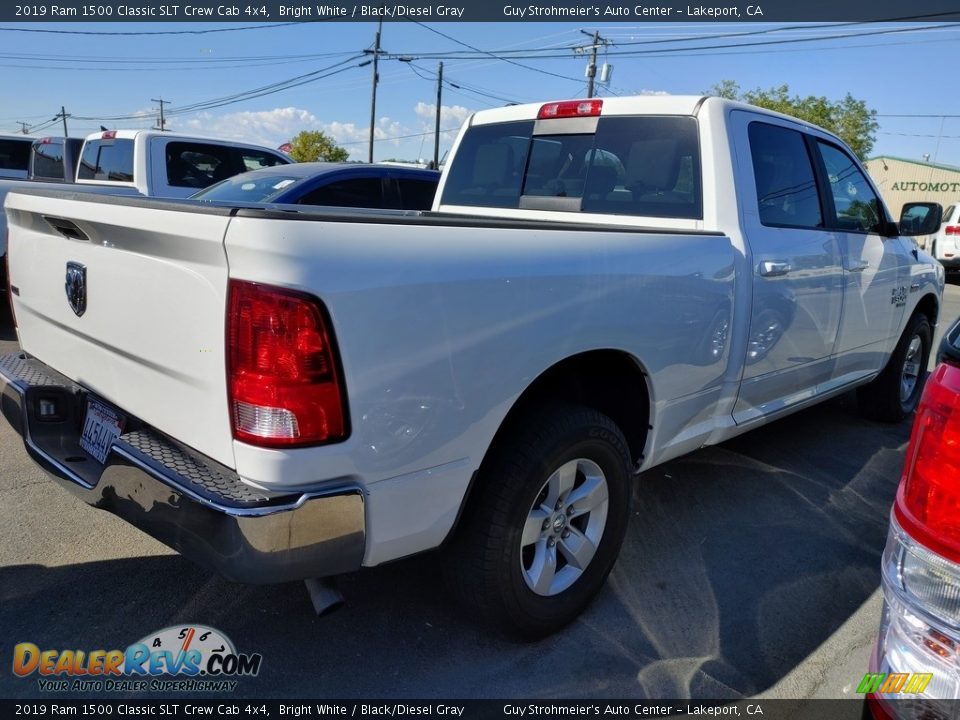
<box><xmin>192</xmin><ymin>162</ymin><xmax>440</xmax><ymax>210</ymax></box>
<box><xmin>867</xmin><ymin>316</ymin><xmax>960</xmax><ymax>717</ymax></box>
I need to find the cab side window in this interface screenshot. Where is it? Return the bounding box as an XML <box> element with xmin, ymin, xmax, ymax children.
<box><xmin>748</xmin><ymin>122</ymin><xmax>823</xmax><ymax>230</ymax></box>
<box><xmin>298</xmin><ymin>177</ymin><xmax>384</xmax><ymax>208</ymax></box>
<box><xmin>816</xmin><ymin>141</ymin><xmax>883</xmax><ymax>234</ymax></box>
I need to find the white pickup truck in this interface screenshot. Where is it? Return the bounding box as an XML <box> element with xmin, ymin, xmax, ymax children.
<box><xmin>0</xmin><ymin>96</ymin><xmax>946</xmax><ymax>638</ymax></box>
<box><xmin>0</xmin><ymin>130</ymin><xmax>291</xmax><ymax>293</ymax></box>
<box><xmin>0</xmin><ymin>134</ymin><xmax>35</xmax><ymax>180</ymax></box>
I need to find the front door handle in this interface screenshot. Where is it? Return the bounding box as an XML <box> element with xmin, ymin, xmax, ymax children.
<box><xmin>845</xmin><ymin>259</ymin><xmax>870</xmax><ymax>273</ymax></box>
<box><xmin>759</xmin><ymin>260</ymin><xmax>791</xmax><ymax>277</ymax></box>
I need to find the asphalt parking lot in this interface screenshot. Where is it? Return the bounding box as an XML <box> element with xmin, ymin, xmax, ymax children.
<box><xmin>2</xmin><ymin>279</ymin><xmax>959</xmax><ymax>702</ymax></box>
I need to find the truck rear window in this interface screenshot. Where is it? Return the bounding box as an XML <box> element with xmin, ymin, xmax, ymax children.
<box><xmin>166</xmin><ymin>142</ymin><xmax>287</xmax><ymax>189</ymax></box>
<box><xmin>31</xmin><ymin>139</ymin><xmax>65</xmax><ymax>180</ymax></box>
<box><xmin>78</xmin><ymin>138</ymin><xmax>135</xmax><ymax>182</ymax></box>
<box><xmin>0</xmin><ymin>138</ymin><xmax>31</xmax><ymax>172</ymax></box>
<box><xmin>440</xmin><ymin>116</ymin><xmax>702</xmax><ymax>220</ymax></box>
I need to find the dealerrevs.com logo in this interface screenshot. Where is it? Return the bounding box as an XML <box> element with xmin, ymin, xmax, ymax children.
<box><xmin>13</xmin><ymin>625</ymin><xmax>262</xmax><ymax>693</ymax></box>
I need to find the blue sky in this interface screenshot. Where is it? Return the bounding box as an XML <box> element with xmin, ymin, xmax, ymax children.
<box><xmin>1</xmin><ymin>21</ymin><xmax>959</xmax><ymax>165</ymax></box>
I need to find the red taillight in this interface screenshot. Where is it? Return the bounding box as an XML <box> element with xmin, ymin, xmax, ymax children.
<box><xmin>537</xmin><ymin>99</ymin><xmax>603</xmax><ymax>120</ymax></box>
<box><xmin>895</xmin><ymin>362</ymin><xmax>960</xmax><ymax>562</ymax></box>
<box><xmin>40</xmin><ymin>137</ymin><xmax>53</xmax><ymax>144</ymax></box>
<box><xmin>944</xmin><ymin>226</ymin><xmax>960</xmax><ymax>235</ymax></box>
<box><xmin>226</xmin><ymin>280</ymin><xmax>347</xmax><ymax>448</ymax></box>
<box><xmin>101</xmin><ymin>130</ymin><xmax>116</xmax><ymax>140</ymax></box>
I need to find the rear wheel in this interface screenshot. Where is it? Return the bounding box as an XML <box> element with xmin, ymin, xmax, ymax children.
<box><xmin>858</xmin><ymin>313</ymin><xmax>932</xmax><ymax>423</ymax></box>
<box><xmin>444</xmin><ymin>403</ymin><xmax>633</xmax><ymax>639</ymax></box>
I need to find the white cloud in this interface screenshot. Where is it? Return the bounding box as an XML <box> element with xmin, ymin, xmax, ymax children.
<box><xmin>167</xmin><ymin>107</ymin><xmax>416</xmax><ymax>159</ymax></box>
<box><xmin>413</xmin><ymin>102</ymin><xmax>472</xmax><ymax>131</ymax></box>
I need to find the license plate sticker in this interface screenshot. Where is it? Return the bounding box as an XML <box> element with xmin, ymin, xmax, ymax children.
<box><xmin>80</xmin><ymin>400</ymin><xmax>123</xmax><ymax>465</ymax></box>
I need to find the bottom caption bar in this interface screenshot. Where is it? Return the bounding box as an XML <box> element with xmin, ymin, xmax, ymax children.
<box><xmin>0</xmin><ymin>699</ymin><xmax>922</xmax><ymax>720</ymax></box>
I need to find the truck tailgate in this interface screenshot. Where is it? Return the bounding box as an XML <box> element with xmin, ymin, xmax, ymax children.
<box><xmin>5</xmin><ymin>191</ymin><xmax>236</xmax><ymax>467</ymax></box>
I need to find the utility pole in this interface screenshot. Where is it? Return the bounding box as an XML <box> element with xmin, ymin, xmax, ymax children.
<box><xmin>366</xmin><ymin>20</ymin><xmax>383</xmax><ymax>164</ymax></box>
<box><xmin>55</xmin><ymin>106</ymin><xmax>70</xmax><ymax>137</ymax></box>
<box><xmin>434</xmin><ymin>62</ymin><xmax>443</xmax><ymax>169</ymax></box>
<box><xmin>578</xmin><ymin>30</ymin><xmax>609</xmax><ymax>99</ymax></box>
<box><xmin>152</xmin><ymin>97</ymin><xmax>169</xmax><ymax>131</ymax></box>
<box><xmin>15</xmin><ymin>121</ymin><xmax>30</xmax><ymax>134</ymax></box>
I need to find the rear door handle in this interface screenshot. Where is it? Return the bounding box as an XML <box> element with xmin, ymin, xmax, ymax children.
<box><xmin>845</xmin><ymin>259</ymin><xmax>870</xmax><ymax>273</ymax></box>
<box><xmin>759</xmin><ymin>260</ymin><xmax>791</xmax><ymax>277</ymax></box>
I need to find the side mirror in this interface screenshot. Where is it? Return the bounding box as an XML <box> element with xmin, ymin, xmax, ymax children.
<box><xmin>899</xmin><ymin>202</ymin><xmax>943</xmax><ymax>237</ymax></box>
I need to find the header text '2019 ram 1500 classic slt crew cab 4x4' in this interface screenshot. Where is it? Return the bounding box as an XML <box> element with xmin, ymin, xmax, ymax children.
<box><xmin>0</xmin><ymin>96</ymin><xmax>946</xmax><ymax>638</ymax></box>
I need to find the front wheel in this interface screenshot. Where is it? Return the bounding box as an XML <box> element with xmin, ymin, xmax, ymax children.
<box><xmin>858</xmin><ymin>313</ymin><xmax>932</xmax><ymax>423</ymax></box>
<box><xmin>444</xmin><ymin>403</ymin><xmax>633</xmax><ymax>639</ymax></box>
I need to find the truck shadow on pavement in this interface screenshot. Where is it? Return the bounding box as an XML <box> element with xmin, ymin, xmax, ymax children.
<box><xmin>0</xmin><ymin>302</ymin><xmax>14</xmax><ymax>341</ymax></box>
<box><xmin>0</xmin><ymin>394</ymin><xmax>907</xmax><ymax>700</ymax></box>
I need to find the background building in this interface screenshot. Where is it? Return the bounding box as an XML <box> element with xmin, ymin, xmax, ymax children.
<box><xmin>866</xmin><ymin>156</ymin><xmax>960</xmax><ymax>217</ymax></box>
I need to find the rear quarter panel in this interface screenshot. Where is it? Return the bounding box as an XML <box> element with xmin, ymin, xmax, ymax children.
<box><xmin>223</xmin><ymin>213</ymin><xmax>738</xmax><ymax>562</ymax></box>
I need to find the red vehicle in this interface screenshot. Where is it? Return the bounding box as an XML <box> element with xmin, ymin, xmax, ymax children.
<box><xmin>868</xmin><ymin>315</ymin><xmax>960</xmax><ymax>717</ymax></box>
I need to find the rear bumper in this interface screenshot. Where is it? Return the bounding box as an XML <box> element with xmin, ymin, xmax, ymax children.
<box><xmin>0</xmin><ymin>352</ymin><xmax>365</xmax><ymax>584</ymax></box>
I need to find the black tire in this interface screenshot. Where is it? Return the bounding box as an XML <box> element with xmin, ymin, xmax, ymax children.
<box><xmin>444</xmin><ymin>403</ymin><xmax>633</xmax><ymax>640</ymax></box>
<box><xmin>858</xmin><ymin>313</ymin><xmax>932</xmax><ymax>423</ymax></box>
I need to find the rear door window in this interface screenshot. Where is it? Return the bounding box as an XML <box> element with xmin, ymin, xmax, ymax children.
<box><xmin>0</xmin><ymin>138</ymin><xmax>32</xmax><ymax>172</ymax></box>
<box><xmin>30</xmin><ymin>139</ymin><xmax>65</xmax><ymax>179</ymax></box>
<box><xmin>165</xmin><ymin>142</ymin><xmax>238</xmax><ymax>189</ymax></box>
<box><xmin>297</xmin><ymin>177</ymin><xmax>385</xmax><ymax>208</ymax></box>
<box><xmin>439</xmin><ymin>116</ymin><xmax>702</xmax><ymax>219</ymax></box>
<box><xmin>747</xmin><ymin>123</ymin><xmax>823</xmax><ymax>230</ymax></box>
<box><xmin>77</xmin><ymin>138</ymin><xmax>135</xmax><ymax>182</ymax></box>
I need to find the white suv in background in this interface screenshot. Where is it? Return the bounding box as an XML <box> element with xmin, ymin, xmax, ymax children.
<box><xmin>930</xmin><ymin>203</ymin><xmax>960</xmax><ymax>272</ymax></box>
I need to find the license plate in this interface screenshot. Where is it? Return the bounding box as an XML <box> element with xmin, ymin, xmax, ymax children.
<box><xmin>80</xmin><ymin>399</ymin><xmax>123</xmax><ymax>465</ymax></box>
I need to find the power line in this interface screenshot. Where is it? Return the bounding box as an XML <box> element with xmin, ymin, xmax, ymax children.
<box><xmin>337</xmin><ymin>127</ymin><xmax>461</xmax><ymax>146</ymax></box>
<box><xmin>878</xmin><ymin>114</ymin><xmax>960</xmax><ymax>118</ymax></box>
<box><xmin>71</xmin><ymin>56</ymin><xmax>366</xmax><ymax>122</ymax></box>
<box><xmin>396</xmin><ymin>22</ymin><xmax>959</xmax><ymax>61</ymax></box>
<box><xmin>593</xmin><ymin>13</ymin><xmax>960</xmax><ymax>47</ymax></box>
<box><xmin>880</xmin><ymin>132</ymin><xmax>960</xmax><ymax>138</ymax></box>
<box><xmin>0</xmin><ymin>22</ymin><xmax>301</xmax><ymax>36</ymax></box>
<box><xmin>410</xmin><ymin>22</ymin><xmax>585</xmax><ymax>84</ymax></box>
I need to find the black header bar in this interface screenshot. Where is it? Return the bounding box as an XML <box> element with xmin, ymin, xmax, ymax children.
<box><xmin>2</xmin><ymin>0</ymin><xmax>960</xmax><ymax>22</ymax></box>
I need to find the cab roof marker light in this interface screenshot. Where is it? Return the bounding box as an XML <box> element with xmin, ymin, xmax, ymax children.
<box><xmin>537</xmin><ymin>99</ymin><xmax>603</xmax><ymax>120</ymax></box>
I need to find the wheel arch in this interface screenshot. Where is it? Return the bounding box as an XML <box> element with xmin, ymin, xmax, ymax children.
<box><xmin>913</xmin><ymin>292</ymin><xmax>940</xmax><ymax>328</ymax></box>
<box><xmin>444</xmin><ymin>349</ymin><xmax>651</xmax><ymax>544</ymax></box>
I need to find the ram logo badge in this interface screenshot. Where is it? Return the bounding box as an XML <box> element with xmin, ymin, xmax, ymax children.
<box><xmin>65</xmin><ymin>262</ymin><xmax>87</xmax><ymax>317</ymax></box>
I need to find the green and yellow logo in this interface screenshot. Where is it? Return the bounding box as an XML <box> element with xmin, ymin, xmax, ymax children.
<box><xmin>857</xmin><ymin>673</ymin><xmax>933</xmax><ymax>694</ymax></box>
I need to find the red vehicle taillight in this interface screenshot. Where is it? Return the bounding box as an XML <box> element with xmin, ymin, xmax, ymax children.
<box><xmin>226</xmin><ymin>280</ymin><xmax>347</xmax><ymax>448</ymax></box>
<box><xmin>537</xmin><ymin>99</ymin><xmax>603</xmax><ymax>120</ymax></box>
<box><xmin>944</xmin><ymin>226</ymin><xmax>960</xmax><ymax>235</ymax></box>
<box><xmin>895</xmin><ymin>362</ymin><xmax>960</xmax><ymax>563</ymax></box>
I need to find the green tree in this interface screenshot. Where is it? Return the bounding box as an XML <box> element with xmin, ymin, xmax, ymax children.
<box><xmin>288</xmin><ymin>130</ymin><xmax>349</xmax><ymax>162</ymax></box>
<box><xmin>709</xmin><ymin>81</ymin><xmax>879</xmax><ymax>159</ymax></box>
